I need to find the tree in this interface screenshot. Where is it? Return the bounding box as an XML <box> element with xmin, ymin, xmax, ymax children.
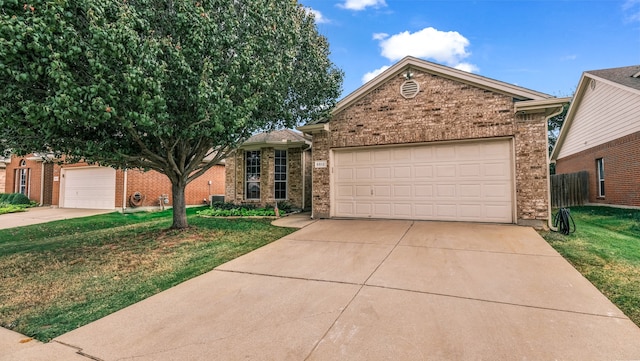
<box><xmin>548</xmin><ymin>102</ymin><xmax>569</xmax><ymax>175</ymax></box>
<box><xmin>0</xmin><ymin>0</ymin><xmax>343</xmax><ymax>228</ymax></box>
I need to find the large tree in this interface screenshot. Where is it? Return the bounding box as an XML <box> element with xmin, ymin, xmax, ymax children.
<box><xmin>0</xmin><ymin>0</ymin><xmax>343</xmax><ymax>228</ymax></box>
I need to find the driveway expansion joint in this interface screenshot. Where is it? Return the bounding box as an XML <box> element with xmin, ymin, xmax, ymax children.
<box><xmin>363</xmin><ymin>284</ymin><xmax>631</xmax><ymax>321</ymax></box>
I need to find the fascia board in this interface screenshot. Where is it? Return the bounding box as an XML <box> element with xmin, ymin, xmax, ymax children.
<box><xmin>514</xmin><ymin>97</ymin><xmax>571</xmax><ymax>115</ymax></box>
<box><xmin>296</xmin><ymin>123</ymin><xmax>329</xmax><ymax>134</ymax></box>
<box><xmin>550</xmin><ymin>73</ymin><xmax>590</xmax><ymax>161</ymax></box>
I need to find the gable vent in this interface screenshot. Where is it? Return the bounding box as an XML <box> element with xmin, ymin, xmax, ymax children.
<box><xmin>400</xmin><ymin>80</ymin><xmax>420</xmax><ymax>99</ymax></box>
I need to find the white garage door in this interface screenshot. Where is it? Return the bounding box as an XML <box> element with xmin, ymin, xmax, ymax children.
<box><xmin>62</xmin><ymin>167</ymin><xmax>116</xmax><ymax>209</ymax></box>
<box><xmin>333</xmin><ymin>139</ymin><xmax>514</xmax><ymax>223</ymax></box>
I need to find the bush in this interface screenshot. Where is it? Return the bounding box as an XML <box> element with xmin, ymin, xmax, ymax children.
<box><xmin>0</xmin><ymin>193</ymin><xmax>31</xmax><ymax>205</ymax></box>
<box><xmin>197</xmin><ymin>208</ymin><xmax>277</xmax><ymax>217</ymax></box>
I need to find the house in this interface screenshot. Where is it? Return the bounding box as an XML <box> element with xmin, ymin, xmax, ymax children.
<box><xmin>298</xmin><ymin>56</ymin><xmax>569</xmax><ymax>229</ymax></box>
<box><xmin>0</xmin><ymin>156</ymin><xmax>9</xmax><ymax>194</ymax></box>
<box><xmin>551</xmin><ymin>65</ymin><xmax>640</xmax><ymax>207</ymax></box>
<box><xmin>225</xmin><ymin>129</ymin><xmax>312</xmax><ymax>210</ymax></box>
<box><xmin>4</xmin><ymin>154</ymin><xmax>225</xmax><ymax>210</ymax></box>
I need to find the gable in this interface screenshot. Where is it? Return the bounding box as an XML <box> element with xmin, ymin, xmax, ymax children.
<box><xmin>555</xmin><ymin>76</ymin><xmax>640</xmax><ymax>160</ymax></box>
<box><xmin>334</xmin><ymin>56</ymin><xmax>550</xmax><ymax>115</ymax></box>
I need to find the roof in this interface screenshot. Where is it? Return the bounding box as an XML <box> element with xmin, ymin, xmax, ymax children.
<box><xmin>240</xmin><ymin>129</ymin><xmax>311</xmax><ymax>149</ymax></box>
<box><xmin>550</xmin><ymin>64</ymin><xmax>640</xmax><ymax>161</ymax></box>
<box><xmin>300</xmin><ymin>56</ymin><xmax>553</xmax><ymax>129</ymax></box>
<box><xmin>586</xmin><ymin>65</ymin><xmax>640</xmax><ymax>92</ymax></box>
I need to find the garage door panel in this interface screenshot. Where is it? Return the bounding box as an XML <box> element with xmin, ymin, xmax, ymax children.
<box><xmin>436</xmin><ymin>165</ymin><xmax>456</xmax><ymax>177</ymax></box>
<box><xmin>333</xmin><ymin>139</ymin><xmax>513</xmax><ymax>223</ymax></box>
<box><xmin>393</xmin><ymin>185</ymin><xmax>412</xmax><ymax>197</ymax></box>
<box><xmin>394</xmin><ymin>166</ymin><xmax>411</xmax><ymax>178</ymax></box>
<box><xmin>374</xmin><ymin>167</ymin><xmax>391</xmax><ymax>179</ymax></box>
<box><xmin>415</xmin><ymin>204</ymin><xmax>434</xmax><ymax>217</ymax></box>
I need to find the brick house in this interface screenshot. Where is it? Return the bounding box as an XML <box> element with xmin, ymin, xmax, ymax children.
<box><xmin>551</xmin><ymin>65</ymin><xmax>640</xmax><ymax>207</ymax></box>
<box><xmin>225</xmin><ymin>129</ymin><xmax>312</xmax><ymax>210</ymax></box>
<box><xmin>4</xmin><ymin>154</ymin><xmax>225</xmax><ymax>210</ymax></box>
<box><xmin>298</xmin><ymin>57</ymin><xmax>569</xmax><ymax>229</ymax></box>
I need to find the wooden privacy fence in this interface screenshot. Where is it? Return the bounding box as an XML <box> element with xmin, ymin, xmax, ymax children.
<box><xmin>551</xmin><ymin>171</ymin><xmax>589</xmax><ymax>208</ymax></box>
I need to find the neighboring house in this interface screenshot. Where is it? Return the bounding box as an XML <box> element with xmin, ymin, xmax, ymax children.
<box><xmin>551</xmin><ymin>65</ymin><xmax>640</xmax><ymax>207</ymax></box>
<box><xmin>0</xmin><ymin>156</ymin><xmax>9</xmax><ymax>194</ymax></box>
<box><xmin>298</xmin><ymin>56</ymin><xmax>569</xmax><ymax>228</ymax></box>
<box><xmin>4</xmin><ymin>154</ymin><xmax>225</xmax><ymax>210</ymax></box>
<box><xmin>225</xmin><ymin>129</ymin><xmax>312</xmax><ymax>210</ymax></box>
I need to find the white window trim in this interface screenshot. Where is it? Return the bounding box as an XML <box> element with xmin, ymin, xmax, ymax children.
<box><xmin>274</xmin><ymin>149</ymin><xmax>287</xmax><ymax>200</ymax></box>
<box><xmin>596</xmin><ymin>158</ymin><xmax>605</xmax><ymax>197</ymax></box>
<box><xmin>245</xmin><ymin>150</ymin><xmax>261</xmax><ymax>200</ymax></box>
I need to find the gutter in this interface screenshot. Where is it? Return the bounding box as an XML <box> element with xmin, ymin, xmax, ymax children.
<box><xmin>543</xmin><ymin>103</ymin><xmax>569</xmax><ymax>231</ymax></box>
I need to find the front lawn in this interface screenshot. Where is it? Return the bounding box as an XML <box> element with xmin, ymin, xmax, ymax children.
<box><xmin>539</xmin><ymin>206</ymin><xmax>640</xmax><ymax>327</ymax></box>
<box><xmin>0</xmin><ymin>207</ymin><xmax>296</xmax><ymax>341</ymax></box>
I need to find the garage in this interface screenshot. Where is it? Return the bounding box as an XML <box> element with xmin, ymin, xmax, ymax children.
<box><xmin>61</xmin><ymin>167</ymin><xmax>116</xmax><ymax>209</ymax></box>
<box><xmin>333</xmin><ymin>139</ymin><xmax>514</xmax><ymax>223</ymax></box>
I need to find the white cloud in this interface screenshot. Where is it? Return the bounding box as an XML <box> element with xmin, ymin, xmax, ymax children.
<box><xmin>560</xmin><ymin>54</ymin><xmax>577</xmax><ymax>61</ymax></box>
<box><xmin>305</xmin><ymin>8</ymin><xmax>329</xmax><ymax>24</ymax></box>
<box><xmin>623</xmin><ymin>0</ymin><xmax>640</xmax><ymax>22</ymax></box>
<box><xmin>454</xmin><ymin>62</ymin><xmax>479</xmax><ymax>73</ymax></box>
<box><xmin>377</xmin><ymin>27</ymin><xmax>472</xmax><ymax>66</ymax></box>
<box><xmin>339</xmin><ymin>0</ymin><xmax>387</xmax><ymax>11</ymax></box>
<box><xmin>362</xmin><ymin>65</ymin><xmax>390</xmax><ymax>83</ymax></box>
<box><xmin>372</xmin><ymin>33</ymin><xmax>389</xmax><ymax>41</ymax></box>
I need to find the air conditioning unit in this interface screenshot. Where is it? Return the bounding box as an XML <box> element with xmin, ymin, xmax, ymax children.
<box><xmin>209</xmin><ymin>195</ymin><xmax>225</xmax><ymax>204</ymax></box>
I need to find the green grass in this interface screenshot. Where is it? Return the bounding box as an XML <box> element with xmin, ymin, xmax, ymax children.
<box><xmin>539</xmin><ymin>206</ymin><xmax>640</xmax><ymax>327</ymax></box>
<box><xmin>0</xmin><ymin>207</ymin><xmax>296</xmax><ymax>341</ymax></box>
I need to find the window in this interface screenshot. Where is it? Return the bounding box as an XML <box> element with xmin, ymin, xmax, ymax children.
<box><xmin>15</xmin><ymin>160</ymin><xmax>29</xmax><ymax>195</ymax></box>
<box><xmin>596</xmin><ymin>158</ymin><xmax>605</xmax><ymax>197</ymax></box>
<box><xmin>274</xmin><ymin>150</ymin><xmax>287</xmax><ymax>200</ymax></box>
<box><xmin>245</xmin><ymin>151</ymin><xmax>261</xmax><ymax>199</ymax></box>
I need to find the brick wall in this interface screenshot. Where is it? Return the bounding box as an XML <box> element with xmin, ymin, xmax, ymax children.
<box><xmin>311</xmin><ymin>69</ymin><xmax>551</xmax><ymax>225</ymax></box>
<box><xmin>124</xmin><ymin>165</ymin><xmax>225</xmax><ymax>208</ymax></box>
<box><xmin>225</xmin><ymin>147</ymin><xmax>307</xmax><ymax>209</ymax></box>
<box><xmin>556</xmin><ymin>131</ymin><xmax>640</xmax><ymax>207</ymax></box>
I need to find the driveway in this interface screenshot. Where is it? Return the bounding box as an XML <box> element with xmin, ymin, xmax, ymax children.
<box><xmin>4</xmin><ymin>219</ymin><xmax>640</xmax><ymax>360</ymax></box>
<box><xmin>0</xmin><ymin>207</ymin><xmax>113</xmax><ymax>230</ymax></box>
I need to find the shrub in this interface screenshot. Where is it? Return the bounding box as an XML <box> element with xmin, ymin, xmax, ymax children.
<box><xmin>0</xmin><ymin>193</ymin><xmax>31</xmax><ymax>205</ymax></box>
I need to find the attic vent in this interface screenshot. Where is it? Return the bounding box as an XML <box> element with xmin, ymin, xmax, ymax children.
<box><xmin>400</xmin><ymin>80</ymin><xmax>420</xmax><ymax>99</ymax></box>
<box><xmin>589</xmin><ymin>79</ymin><xmax>596</xmax><ymax>90</ymax></box>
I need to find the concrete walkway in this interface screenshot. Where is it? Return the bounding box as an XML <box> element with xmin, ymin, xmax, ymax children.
<box><xmin>0</xmin><ymin>207</ymin><xmax>114</xmax><ymax>230</ymax></box>
<box><xmin>3</xmin><ymin>220</ymin><xmax>640</xmax><ymax>360</ymax></box>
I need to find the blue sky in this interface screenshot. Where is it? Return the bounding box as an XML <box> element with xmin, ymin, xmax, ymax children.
<box><xmin>300</xmin><ymin>0</ymin><xmax>640</xmax><ymax>99</ymax></box>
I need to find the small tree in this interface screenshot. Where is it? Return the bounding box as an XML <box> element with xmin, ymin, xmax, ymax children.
<box><xmin>0</xmin><ymin>0</ymin><xmax>343</xmax><ymax>228</ymax></box>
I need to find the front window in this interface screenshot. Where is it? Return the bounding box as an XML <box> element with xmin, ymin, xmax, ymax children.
<box><xmin>596</xmin><ymin>158</ymin><xmax>605</xmax><ymax>197</ymax></box>
<box><xmin>274</xmin><ymin>150</ymin><xmax>287</xmax><ymax>200</ymax></box>
<box><xmin>16</xmin><ymin>160</ymin><xmax>29</xmax><ymax>196</ymax></box>
<box><xmin>245</xmin><ymin>151</ymin><xmax>261</xmax><ymax>199</ymax></box>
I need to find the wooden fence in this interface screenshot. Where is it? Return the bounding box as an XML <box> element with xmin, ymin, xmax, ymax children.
<box><xmin>551</xmin><ymin>171</ymin><xmax>589</xmax><ymax>208</ymax></box>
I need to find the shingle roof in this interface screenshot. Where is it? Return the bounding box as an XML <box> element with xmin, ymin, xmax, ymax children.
<box><xmin>242</xmin><ymin>129</ymin><xmax>310</xmax><ymax>146</ymax></box>
<box><xmin>587</xmin><ymin>65</ymin><xmax>640</xmax><ymax>91</ymax></box>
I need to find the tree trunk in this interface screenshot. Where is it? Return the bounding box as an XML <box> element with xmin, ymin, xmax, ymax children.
<box><xmin>171</xmin><ymin>180</ymin><xmax>188</xmax><ymax>229</ymax></box>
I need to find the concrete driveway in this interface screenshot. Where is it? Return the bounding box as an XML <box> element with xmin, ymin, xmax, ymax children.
<box><xmin>4</xmin><ymin>219</ymin><xmax>640</xmax><ymax>360</ymax></box>
<box><xmin>0</xmin><ymin>207</ymin><xmax>113</xmax><ymax>230</ymax></box>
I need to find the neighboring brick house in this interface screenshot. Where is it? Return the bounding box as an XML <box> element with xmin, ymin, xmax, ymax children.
<box><xmin>4</xmin><ymin>154</ymin><xmax>225</xmax><ymax>210</ymax></box>
<box><xmin>298</xmin><ymin>56</ymin><xmax>569</xmax><ymax>228</ymax></box>
<box><xmin>225</xmin><ymin>130</ymin><xmax>312</xmax><ymax>210</ymax></box>
<box><xmin>551</xmin><ymin>65</ymin><xmax>640</xmax><ymax>207</ymax></box>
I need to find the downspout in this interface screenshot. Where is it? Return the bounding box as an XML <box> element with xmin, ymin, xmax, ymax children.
<box><xmin>545</xmin><ymin>106</ymin><xmax>566</xmax><ymax>232</ymax></box>
<box><xmin>122</xmin><ymin>169</ymin><xmax>128</xmax><ymax>212</ymax></box>
<box><xmin>301</xmin><ymin>149</ymin><xmax>305</xmax><ymax>210</ymax></box>
<box><xmin>39</xmin><ymin>162</ymin><xmax>45</xmax><ymax>206</ymax></box>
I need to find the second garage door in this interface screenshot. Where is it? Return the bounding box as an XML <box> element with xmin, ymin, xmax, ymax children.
<box><xmin>333</xmin><ymin>139</ymin><xmax>514</xmax><ymax>223</ymax></box>
<box><xmin>61</xmin><ymin>167</ymin><xmax>116</xmax><ymax>209</ymax></box>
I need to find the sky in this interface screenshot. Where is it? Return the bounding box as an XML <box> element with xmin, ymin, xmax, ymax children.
<box><xmin>300</xmin><ymin>0</ymin><xmax>640</xmax><ymax>99</ymax></box>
